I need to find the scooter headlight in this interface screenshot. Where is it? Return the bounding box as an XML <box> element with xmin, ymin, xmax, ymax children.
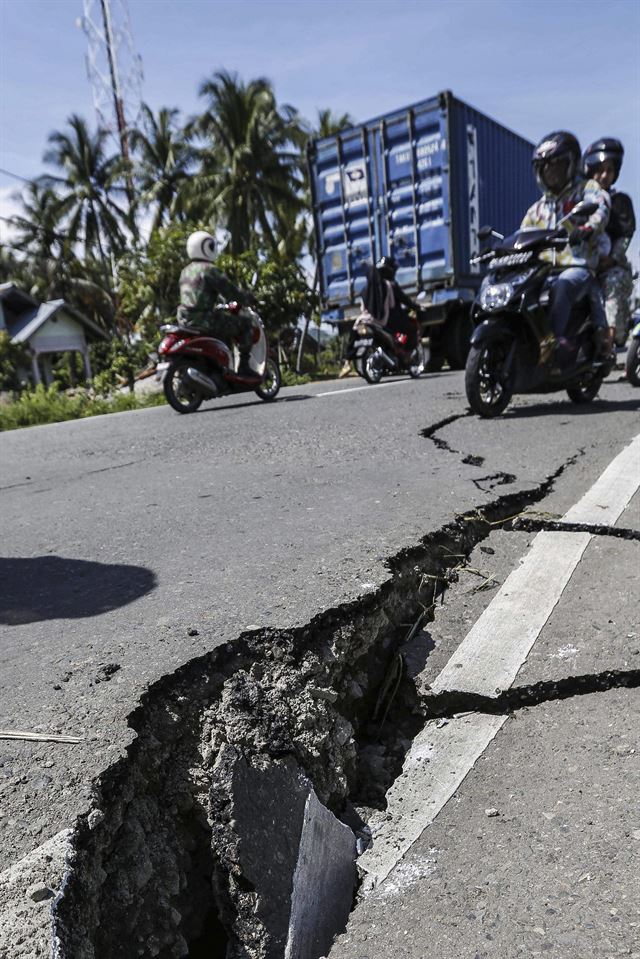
<box><xmin>479</xmin><ymin>282</ymin><xmax>514</xmax><ymax>311</ymax></box>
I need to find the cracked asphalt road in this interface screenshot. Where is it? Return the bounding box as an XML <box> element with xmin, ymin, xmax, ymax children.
<box><xmin>1</xmin><ymin>370</ymin><xmax>639</xmax><ymax>956</ymax></box>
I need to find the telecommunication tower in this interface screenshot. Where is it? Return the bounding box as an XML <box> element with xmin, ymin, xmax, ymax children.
<box><xmin>80</xmin><ymin>0</ymin><xmax>143</xmax><ymax>166</ymax></box>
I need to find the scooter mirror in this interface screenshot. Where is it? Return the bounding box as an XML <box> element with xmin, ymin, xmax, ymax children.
<box><xmin>570</xmin><ymin>200</ymin><xmax>598</xmax><ymax>218</ymax></box>
<box><xmin>477</xmin><ymin>225</ymin><xmax>493</xmax><ymax>241</ymax></box>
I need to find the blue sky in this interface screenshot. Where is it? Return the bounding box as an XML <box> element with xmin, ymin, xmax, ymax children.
<box><xmin>1</xmin><ymin>0</ymin><xmax>639</xmax><ymax>261</ymax></box>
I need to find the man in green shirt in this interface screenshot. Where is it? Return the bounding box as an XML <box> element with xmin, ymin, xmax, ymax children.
<box><xmin>177</xmin><ymin>231</ymin><xmax>258</xmax><ymax>380</ymax></box>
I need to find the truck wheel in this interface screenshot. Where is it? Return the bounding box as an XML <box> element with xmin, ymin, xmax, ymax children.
<box><xmin>426</xmin><ymin>328</ymin><xmax>445</xmax><ymax>372</ymax></box>
<box><xmin>445</xmin><ymin>310</ymin><xmax>473</xmax><ymax>370</ymax></box>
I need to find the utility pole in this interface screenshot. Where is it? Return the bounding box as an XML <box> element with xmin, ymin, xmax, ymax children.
<box><xmin>80</xmin><ymin>0</ymin><xmax>143</xmax><ymax>207</ymax></box>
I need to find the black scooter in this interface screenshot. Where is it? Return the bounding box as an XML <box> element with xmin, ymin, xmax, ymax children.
<box><xmin>464</xmin><ymin>200</ymin><xmax>615</xmax><ymax>417</ymax></box>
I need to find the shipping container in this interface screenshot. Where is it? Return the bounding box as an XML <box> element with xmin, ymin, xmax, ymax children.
<box><xmin>308</xmin><ymin>90</ymin><xmax>538</xmax><ymax>367</ymax></box>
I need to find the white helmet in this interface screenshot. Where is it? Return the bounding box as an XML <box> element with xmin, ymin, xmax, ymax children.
<box><xmin>187</xmin><ymin>230</ymin><xmax>216</xmax><ymax>262</ymax></box>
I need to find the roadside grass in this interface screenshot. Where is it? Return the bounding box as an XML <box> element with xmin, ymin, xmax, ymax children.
<box><xmin>0</xmin><ymin>361</ymin><xmax>348</xmax><ymax>431</ymax></box>
<box><xmin>0</xmin><ymin>384</ymin><xmax>166</xmax><ymax>432</ymax></box>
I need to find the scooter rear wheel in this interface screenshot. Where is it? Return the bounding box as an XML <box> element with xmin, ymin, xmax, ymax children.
<box><xmin>363</xmin><ymin>348</ymin><xmax>383</xmax><ymax>384</ymax></box>
<box><xmin>465</xmin><ymin>343</ymin><xmax>513</xmax><ymax>417</ymax></box>
<box><xmin>164</xmin><ymin>360</ymin><xmax>204</xmax><ymax>413</ymax></box>
<box><xmin>566</xmin><ymin>373</ymin><xmax>604</xmax><ymax>403</ymax></box>
<box><xmin>254</xmin><ymin>357</ymin><xmax>281</xmax><ymax>401</ymax></box>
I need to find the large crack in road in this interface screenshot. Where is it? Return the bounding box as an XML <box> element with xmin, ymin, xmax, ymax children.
<box><xmin>43</xmin><ymin>451</ymin><xmax>611</xmax><ymax>959</ymax></box>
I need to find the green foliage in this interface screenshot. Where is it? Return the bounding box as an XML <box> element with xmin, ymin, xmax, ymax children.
<box><xmin>90</xmin><ymin>337</ymin><xmax>154</xmax><ymax>395</ymax></box>
<box><xmin>0</xmin><ymin>332</ymin><xmax>29</xmax><ymax>392</ymax></box>
<box><xmin>116</xmin><ymin>222</ymin><xmax>195</xmax><ymax>341</ymax></box>
<box><xmin>0</xmin><ymin>383</ymin><xmax>165</xmax><ymax>432</ymax></box>
<box><xmin>4</xmin><ymin>78</ymin><xmax>353</xmax><ymax>385</ymax></box>
<box><xmin>216</xmin><ymin>251</ymin><xmax>318</xmax><ymax>337</ymax></box>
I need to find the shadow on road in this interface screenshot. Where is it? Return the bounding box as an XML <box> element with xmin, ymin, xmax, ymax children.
<box><xmin>0</xmin><ymin>555</ymin><xmax>156</xmax><ymax>625</ymax></box>
<box><xmin>194</xmin><ymin>394</ymin><xmax>314</xmax><ymax>415</ymax></box>
<box><xmin>502</xmin><ymin>397</ymin><xmax>640</xmax><ymax>420</ymax></box>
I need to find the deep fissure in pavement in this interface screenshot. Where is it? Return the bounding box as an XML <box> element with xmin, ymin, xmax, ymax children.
<box><xmin>51</xmin><ymin>456</ymin><xmax>593</xmax><ymax>959</ymax></box>
<box><xmin>418</xmin><ymin>667</ymin><xmax>640</xmax><ymax>720</ymax></box>
<box><xmin>511</xmin><ymin>516</ymin><xmax>640</xmax><ymax>540</ymax></box>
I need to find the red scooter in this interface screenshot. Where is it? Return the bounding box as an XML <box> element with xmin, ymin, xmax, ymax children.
<box><xmin>156</xmin><ymin>302</ymin><xmax>281</xmax><ymax>413</ymax></box>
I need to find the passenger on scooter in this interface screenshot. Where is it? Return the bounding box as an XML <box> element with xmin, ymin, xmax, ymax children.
<box><xmin>582</xmin><ymin>138</ymin><xmax>636</xmax><ymax>350</ymax></box>
<box><xmin>378</xmin><ymin>257</ymin><xmax>420</xmax><ymax>350</ymax></box>
<box><xmin>365</xmin><ymin>256</ymin><xmax>420</xmax><ymax>354</ymax></box>
<box><xmin>177</xmin><ymin>231</ymin><xmax>258</xmax><ymax>380</ymax></box>
<box><xmin>521</xmin><ymin>131</ymin><xmax>610</xmax><ymax>362</ymax></box>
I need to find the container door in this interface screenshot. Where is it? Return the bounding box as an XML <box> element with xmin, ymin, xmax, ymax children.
<box><xmin>310</xmin><ymin>129</ymin><xmax>377</xmax><ymax>307</ymax></box>
<box><xmin>374</xmin><ymin>103</ymin><xmax>453</xmax><ymax>292</ymax></box>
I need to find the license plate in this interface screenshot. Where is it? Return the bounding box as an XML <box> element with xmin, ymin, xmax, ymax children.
<box><xmin>355</xmin><ymin>339</ymin><xmax>373</xmax><ymax>354</ymax></box>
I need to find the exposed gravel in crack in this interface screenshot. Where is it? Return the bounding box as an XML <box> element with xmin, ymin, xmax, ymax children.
<box><xmin>31</xmin><ymin>454</ymin><xmax>586</xmax><ymax>959</ymax></box>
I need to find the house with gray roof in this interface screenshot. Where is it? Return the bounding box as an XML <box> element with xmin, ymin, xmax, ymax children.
<box><xmin>0</xmin><ymin>283</ymin><xmax>107</xmax><ymax>386</ymax></box>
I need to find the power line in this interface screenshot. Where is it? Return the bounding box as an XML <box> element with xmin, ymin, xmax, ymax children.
<box><xmin>0</xmin><ymin>214</ymin><xmax>87</xmax><ymax>247</ymax></box>
<box><xmin>0</xmin><ymin>167</ymin><xmax>38</xmax><ymax>185</ymax></box>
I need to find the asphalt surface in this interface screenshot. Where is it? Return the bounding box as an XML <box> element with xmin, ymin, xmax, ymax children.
<box><xmin>0</xmin><ymin>369</ymin><xmax>639</xmax><ymax>956</ymax></box>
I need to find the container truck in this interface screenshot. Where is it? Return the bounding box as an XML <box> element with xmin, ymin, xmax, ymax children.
<box><xmin>308</xmin><ymin>90</ymin><xmax>538</xmax><ymax>369</ymax></box>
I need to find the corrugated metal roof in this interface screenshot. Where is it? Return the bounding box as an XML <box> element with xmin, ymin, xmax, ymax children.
<box><xmin>6</xmin><ymin>294</ymin><xmax>107</xmax><ymax>344</ymax></box>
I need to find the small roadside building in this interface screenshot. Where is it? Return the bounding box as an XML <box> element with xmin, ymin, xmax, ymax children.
<box><xmin>0</xmin><ymin>283</ymin><xmax>107</xmax><ymax>386</ymax></box>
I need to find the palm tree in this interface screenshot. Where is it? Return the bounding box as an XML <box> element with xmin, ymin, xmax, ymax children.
<box><xmin>43</xmin><ymin>114</ymin><xmax>129</xmax><ymax>261</ymax></box>
<box><xmin>314</xmin><ymin>108</ymin><xmax>355</xmax><ymax>139</ymax></box>
<box><xmin>187</xmin><ymin>70</ymin><xmax>305</xmax><ymax>254</ymax></box>
<box><xmin>129</xmin><ymin>104</ymin><xmax>195</xmax><ymax>233</ymax></box>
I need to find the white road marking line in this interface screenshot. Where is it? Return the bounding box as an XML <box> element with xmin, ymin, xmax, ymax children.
<box><xmin>316</xmin><ymin>380</ymin><xmax>415</xmax><ymax>397</ymax></box>
<box><xmin>431</xmin><ymin>529</ymin><xmax>591</xmax><ymax>698</ymax></box>
<box><xmin>360</xmin><ymin>432</ymin><xmax>640</xmax><ymax>891</ymax></box>
<box><xmin>359</xmin><ymin>714</ymin><xmax>506</xmax><ymax>890</ymax></box>
<box><xmin>563</xmin><ymin>431</ymin><xmax>640</xmax><ymax>526</ymax></box>
<box><xmin>432</xmin><ymin>430</ymin><xmax>640</xmax><ymax>699</ymax></box>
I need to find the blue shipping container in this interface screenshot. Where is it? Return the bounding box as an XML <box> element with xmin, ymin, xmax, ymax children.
<box><xmin>308</xmin><ymin>91</ymin><xmax>537</xmax><ymax>314</ymax></box>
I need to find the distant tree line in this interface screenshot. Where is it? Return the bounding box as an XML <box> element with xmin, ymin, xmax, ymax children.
<box><xmin>0</xmin><ymin>70</ymin><xmax>353</xmax><ymax>390</ymax></box>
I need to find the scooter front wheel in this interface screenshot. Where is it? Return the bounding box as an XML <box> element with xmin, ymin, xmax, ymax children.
<box><xmin>363</xmin><ymin>348</ymin><xmax>383</xmax><ymax>384</ymax></box>
<box><xmin>255</xmin><ymin>357</ymin><xmax>281</xmax><ymax>401</ymax></box>
<box><xmin>465</xmin><ymin>343</ymin><xmax>513</xmax><ymax>417</ymax></box>
<box><xmin>163</xmin><ymin>360</ymin><xmax>204</xmax><ymax>413</ymax></box>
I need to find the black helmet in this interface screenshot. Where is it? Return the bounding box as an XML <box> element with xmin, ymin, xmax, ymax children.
<box><xmin>377</xmin><ymin>255</ymin><xmax>398</xmax><ymax>280</ymax></box>
<box><xmin>532</xmin><ymin>131</ymin><xmax>581</xmax><ymax>196</ymax></box>
<box><xmin>582</xmin><ymin>138</ymin><xmax>624</xmax><ymax>184</ymax></box>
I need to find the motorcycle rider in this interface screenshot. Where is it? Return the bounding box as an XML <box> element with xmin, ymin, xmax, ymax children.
<box><xmin>177</xmin><ymin>231</ymin><xmax>259</xmax><ymax>380</ymax></box>
<box><xmin>362</xmin><ymin>256</ymin><xmax>420</xmax><ymax>353</ymax></box>
<box><xmin>521</xmin><ymin>131</ymin><xmax>610</xmax><ymax>362</ymax></box>
<box><xmin>582</xmin><ymin>138</ymin><xmax>636</xmax><ymax>350</ymax></box>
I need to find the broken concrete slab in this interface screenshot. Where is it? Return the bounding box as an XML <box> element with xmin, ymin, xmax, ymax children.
<box><xmin>329</xmin><ymin>686</ymin><xmax>640</xmax><ymax>959</ymax></box>
<box><xmin>402</xmin><ymin>530</ymin><xmax>533</xmax><ymax>696</ymax></box>
<box><xmin>285</xmin><ymin>790</ymin><xmax>356</xmax><ymax>959</ymax></box>
<box><xmin>211</xmin><ymin>748</ymin><xmax>356</xmax><ymax>959</ymax></box>
<box><xmin>512</xmin><ymin>536</ymin><xmax>640</xmax><ymax>687</ymax></box>
<box><xmin>617</xmin><ymin>488</ymin><xmax>640</xmax><ymax>532</ymax></box>
<box><xmin>356</xmin><ymin>712</ymin><xmax>507</xmax><ymax>892</ymax></box>
<box><xmin>0</xmin><ymin>829</ymin><xmax>71</xmax><ymax>959</ymax></box>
